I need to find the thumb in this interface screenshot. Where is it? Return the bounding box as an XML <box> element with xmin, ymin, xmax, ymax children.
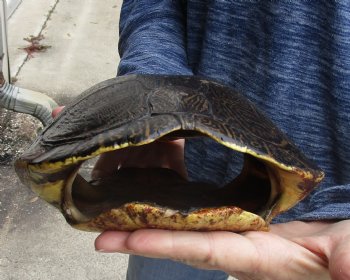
<box><xmin>329</xmin><ymin>235</ymin><xmax>350</xmax><ymax>280</ymax></box>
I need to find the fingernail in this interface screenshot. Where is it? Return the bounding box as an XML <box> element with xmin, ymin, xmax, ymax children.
<box><xmin>95</xmin><ymin>248</ymin><xmax>106</xmax><ymax>253</ymax></box>
<box><xmin>52</xmin><ymin>106</ymin><xmax>65</xmax><ymax>118</ymax></box>
<box><xmin>96</xmin><ymin>248</ymin><xmax>134</xmax><ymax>254</ymax></box>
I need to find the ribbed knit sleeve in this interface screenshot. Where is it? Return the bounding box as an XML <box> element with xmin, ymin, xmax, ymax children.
<box><xmin>117</xmin><ymin>0</ymin><xmax>192</xmax><ymax>76</ymax></box>
<box><xmin>116</xmin><ymin>0</ymin><xmax>350</xmax><ymax>224</ymax></box>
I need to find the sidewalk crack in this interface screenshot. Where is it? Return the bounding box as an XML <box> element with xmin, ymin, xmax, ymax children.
<box><xmin>14</xmin><ymin>0</ymin><xmax>60</xmax><ymax>78</ymax></box>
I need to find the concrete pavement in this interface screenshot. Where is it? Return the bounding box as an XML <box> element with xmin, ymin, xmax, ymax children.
<box><xmin>0</xmin><ymin>1</ymin><xmax>128</xmax><ymax>279</ymax></box>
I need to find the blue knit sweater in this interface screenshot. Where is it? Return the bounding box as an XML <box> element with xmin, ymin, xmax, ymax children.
<box><xmin>117</xmin><ymin>0</ymin><xmax>350</xmax><ymax>223</ymax></box>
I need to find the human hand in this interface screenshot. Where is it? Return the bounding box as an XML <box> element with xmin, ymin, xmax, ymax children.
<box><xmin>95</xmin><ymin>220</ymin><xmax>350</xmax><ymax>280</ymax></box>
<box><xmin>53</xmin><ymin>107</ymin><xmax>350</xmax><ymax>279</ymax></box>
<box><xmin>90</xmin><ymin>138</ymin><xmax>187</xmax><ymax>180</ymax></box>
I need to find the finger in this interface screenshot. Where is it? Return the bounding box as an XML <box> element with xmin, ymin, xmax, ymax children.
<box><xmin>95</xmin><ymin>231</ymin><xmax>161</xmax><ymax>258</ymax></box>
<box><xmin>160</xmin><ymin>139</ymin><xmax>187</xmax><ymax>179</ymax></box>
<box><xmin>93</xmin><ymin>230</ymin><xmax>260</xmax><ymax>271</ymax></box>
<box><xmin>95</xmin><ymin>231</ymin><xmax>134</xmax><ymax>254</ymax></box>
<box><xmin>92</xmin><ymin>139</ymin><xmax>187</xmax><ymax>179</ymax></box>
<box><xmin>92</xmin><ymin>149</ymin><xmax>129</xmax><ymax>179</ymax></box>
<box><xmin>120</xmin><ymin>140</ymin><xmax>184</xmax><ymax>170</ymax></box>
<box><xmin>52</xmin><ymin>106</ymin><xmax>65</xmax><ymax>118</ymax></box>
<box><xmin>329</xmin><ymin>234</ymin><xmax>350</xmax><ymax>280</ymax></box>
<box><xmin>272</xmin><ymin>221</ymin><xmax>350</xmax><ymax>280</ymax></box>
<box><xmin>95</xmin><ymin>229</ymin><xmax>329</xmax><ymax>279</ymax></box>
<box><xmin>241</xmin><ymin>231</ymin><xmax>329</xmax><ymax>279</ymax></box>
<box><xmin>95</xmin><ymin>229</ymin><xmax>242</xmax><ymax>269</ymax></box>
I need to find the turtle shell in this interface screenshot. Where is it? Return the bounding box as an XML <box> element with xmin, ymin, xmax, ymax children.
<box><xmin>15</xmin><ymin>75</ymin><xmax>324</xmax><ymax>232</ymax></box>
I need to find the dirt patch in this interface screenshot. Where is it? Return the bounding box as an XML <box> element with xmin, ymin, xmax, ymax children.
<box><xmin>0</xmin><ymin>108</ymin><xmax>41</xmax><ymax>165</ymax></box>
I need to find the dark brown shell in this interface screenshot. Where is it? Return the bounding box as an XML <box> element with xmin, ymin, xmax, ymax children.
<box><xmin>15</xmin><ymin>75</ymin><xmax>324</xmax><ymax>232</ymax></box>
<box><xmin>21</xmin><ymin>75</ymin><xmax>321</xmax><ymax>178</ymax></box>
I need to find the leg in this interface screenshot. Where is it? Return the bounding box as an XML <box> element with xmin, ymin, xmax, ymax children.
<box><xmin>127</xmin><ymin>255</ymin><xmax>228</xmax><ymax>280</ymax></box>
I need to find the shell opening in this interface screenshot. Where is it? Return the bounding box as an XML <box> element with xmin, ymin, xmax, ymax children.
<box><xmin>64</xmin><ymin>135</ymin><xmax>280</xmax><ymax>225</ymax></box>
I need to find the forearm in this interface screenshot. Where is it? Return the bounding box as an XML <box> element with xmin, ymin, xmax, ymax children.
<box><xmin>118</xmin><ymin>0</ymin><xmax>192</xmax><ymax>76</ymax></box>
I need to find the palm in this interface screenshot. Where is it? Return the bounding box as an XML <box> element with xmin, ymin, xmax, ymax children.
<box><xmin>95</xmin><ymin>220</ymin><xmax>350</xmax><ymax>280</ymax></box>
